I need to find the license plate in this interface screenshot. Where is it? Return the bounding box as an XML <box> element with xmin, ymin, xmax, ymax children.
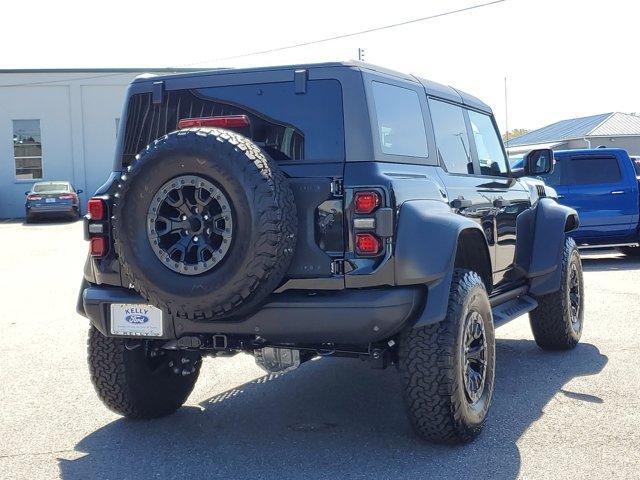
<box><xmin>45</xmin><ymin>198</ymin><xmax>56</xmax><ymax>203</ymax></box>
<box><xmin>110</xmin><ymin>303</ymin><xmax>163</xmax><ymax>337</ymax></box>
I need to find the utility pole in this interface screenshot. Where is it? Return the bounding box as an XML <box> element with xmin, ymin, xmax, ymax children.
<box><xmin>358</xmin><ymin>48</ymin><xmax>366</xmax><ymax>62</ymax></box>
<box><xmin>504</xmin><ymin>76</ymin><xmax>509</xmax><ymax>143</ymax></box>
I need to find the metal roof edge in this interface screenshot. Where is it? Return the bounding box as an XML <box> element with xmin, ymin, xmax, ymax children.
<box><xmin>586</xmin><ymin>112</ymin><xmax>615</xmax><ymax>136</ymax></box>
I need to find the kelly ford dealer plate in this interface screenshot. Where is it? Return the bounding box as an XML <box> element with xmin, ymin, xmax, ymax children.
<box><xmin>110</xmin><ymin>303</ymin><xmax>163</xmax><ymax>337</ymax></box>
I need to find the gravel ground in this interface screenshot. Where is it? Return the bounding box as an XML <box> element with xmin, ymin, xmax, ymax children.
<box><xmin>0</xmin><ymin>219</ymin><xmax>638</xmax><ymax>480</ymax></box>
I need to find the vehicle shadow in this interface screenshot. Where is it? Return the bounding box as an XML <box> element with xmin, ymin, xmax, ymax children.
<box><xmin>21</xmin><ymin>217</ymin><xmax>81</xmax><ymax>226</ymax></box>
<box><xmin>59</xmin><ymin>339</ymin><xmax>607</xmax><ymax>480</ymax></box>
<box><xmin>581</xmin><ymin>251</ymin><xmax>640</xmax><ymax>272</ymax></box>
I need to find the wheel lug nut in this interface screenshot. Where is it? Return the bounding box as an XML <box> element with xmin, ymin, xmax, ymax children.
<box><xmin>181</xmin><ymin>215</ymin><xmax>187</xmax><ymax>220</ymax></box>
<box><xmin>193</xmin><ymin>236</ymin><xmax>199</xmax><ymax>242</ymax></box>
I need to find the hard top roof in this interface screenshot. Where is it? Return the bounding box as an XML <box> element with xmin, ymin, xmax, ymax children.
<box><xmin>133</xmin><ymin>61</ymin><xmax>492</xmax><ymax>114</ymax></box>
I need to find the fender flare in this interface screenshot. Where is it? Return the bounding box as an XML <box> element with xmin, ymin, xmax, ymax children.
<box><xmin>394</xmin><ymin>200</ymin><xmax>492</xmax><ymax>327</ymax></box>
<box><xmin>516</xmin><ymin>197</ymin><xmax>579</xmax><ymax>296</ymax></box>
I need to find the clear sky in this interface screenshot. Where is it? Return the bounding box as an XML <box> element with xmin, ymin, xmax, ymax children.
<box><xmin>2</xmin><ymin>0</ymin><xmax>637</xmax><ymax>132</ymax></box>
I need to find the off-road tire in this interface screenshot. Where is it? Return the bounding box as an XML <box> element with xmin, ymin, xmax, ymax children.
<box><xmin>398</xmin><ymin>269</ymin><xmax>495</xmax><ymax>444</ymax></box>
<box><xmin>619</xmin><ymin>245</ymin><xmax>640</xmax><ymax>257</ymax></box>
<box><xmin>88</xmin><ymin>326</ymin><xmax>200</xmax><ymax>418</ymax></box>
<box><xmin>112</xmin><ymin>127</ymin><xmax>297</xmax><ymax>320</ymax></box>
<box><xmin>529</xmin><ymin>237</ymin><xmax>583</xmax><ymax>350</ymax></box>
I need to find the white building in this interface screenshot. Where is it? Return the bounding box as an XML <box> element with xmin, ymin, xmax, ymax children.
<box><xmin>505</xmin><ymin>112</ymin><xmax>640</xmax><ymax>158</ymax></box>
<box><xmin>0</xmin><ymin>68</ymin><xmax>199</xmax><ymax>218</ymax></box>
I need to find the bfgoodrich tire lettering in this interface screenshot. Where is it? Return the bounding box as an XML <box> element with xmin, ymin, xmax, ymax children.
<box><xmin>398</xmin><ymin>269</ymin><xmax>495</xmax><ymax>444</ymax></box>
<box><xmin>112</xmin><ymin>128</ymin><xmax>297</xmax><ymax>321</ymax></box>
<box><xmin>529</xmin><ymin>236</ymin><xmax>584</xmax><ymax>350</ymax></box>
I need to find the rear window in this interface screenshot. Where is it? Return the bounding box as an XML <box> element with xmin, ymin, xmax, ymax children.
<box><xmin>121</xmin><ymin>79</ymin><xmax>344</xmax><ymax>166</ymax></box>
<box><xmin>33</xmin><ymin>183</ymin><xmax>70</xmax><ymax>193</ymax></box>
<box><xmin>566</xmin><ymin>156</ymin><xmax>621</xmax><ymax>185</ymax></box>
<box><xmin>371</xmin><ymin>81</ymin><xmax>428</xmax><ymax>158</ymax></box>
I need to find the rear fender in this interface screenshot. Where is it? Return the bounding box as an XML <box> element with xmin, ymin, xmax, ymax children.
<box><xmin>395</xmin><ymin>200</ymin><xmax>491</xmax><ymax>326</ymax></box>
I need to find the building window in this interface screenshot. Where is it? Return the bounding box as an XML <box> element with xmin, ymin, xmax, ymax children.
<box><xmin>13</xmin><ymin>119</ymin><xmax>43</xmax><ymax>180</ymax></box>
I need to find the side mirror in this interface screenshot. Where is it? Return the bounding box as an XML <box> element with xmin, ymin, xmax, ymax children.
<box><xmin>523</xmin><ymin>148</ymin><xmax>554</xmax><ymax>176</ymax></box>
<box><xmin>77</xmin><ymin>189</ymin><xmax>84</xmax><ymax>194</ymax></box>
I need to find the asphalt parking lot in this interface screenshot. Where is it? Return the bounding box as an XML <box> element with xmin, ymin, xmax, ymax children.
<box><xmin>0</xmin><ymin>219</ymin><xmax>639</xmax><ymax>480</ymax></box>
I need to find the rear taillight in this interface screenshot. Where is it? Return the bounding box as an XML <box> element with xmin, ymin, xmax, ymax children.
<box><xmin>352</xmin><ymin>189</ymin><xmax>386</xmax><ymax>258</ymax></box>
<box><xmin>27</xmin><ymin>195</ymin><xmax>42</xmax><ymax>201</ymax></box>
<box><xmin>87</xmin><ymin>198</ymin><xmax>105</xmax><ymax>220</ymax></box>
<box><xmin>90</xmin><ymin>237</ymin><xmax>107</xmax><ymax>257</ymax></box>
<box><xmin>354</xmin><ymin>191</ymin><xmax>380</xmax><ymax>214</ymax></box>
<box><xmin>178</xmin><ymin>115</ymin><xmax>251</xmax><ymax>130</ymax></box>
<box><xmin>355</xmin><ymin>233</ymin><xmax>380</xmax><ymax>256</ymax></box>
<box><xmin>87</xmin><ymin>197</ymin><xmax>108</xmax><ymax>257</ymax></box>
<box><xmin>59</xmin><ymin>194</ymin><xmax>76</xmax><ymax>200</ymax></box>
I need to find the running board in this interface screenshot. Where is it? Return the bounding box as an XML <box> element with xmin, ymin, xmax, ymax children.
<box><xmin>491</xmin><ymin>295</ymin><xmax>538</xmax><ymax>327</ymax></box>
<box><xmin>578</xmin><ymin>242</ymin><xmax>639</xmax><ymax>249</ymax></box>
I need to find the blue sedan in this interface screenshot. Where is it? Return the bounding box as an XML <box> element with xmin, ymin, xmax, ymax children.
<box><xmin>25</xmin><ymin>181</ymin><xmax>83</xmax><ymax>222</ymax></box>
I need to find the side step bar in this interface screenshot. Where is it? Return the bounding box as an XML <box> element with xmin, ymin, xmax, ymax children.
<box><xmin>491</xmin><ymin>294</ymin><xmax>538</xmax><ymax>327</ymax></box>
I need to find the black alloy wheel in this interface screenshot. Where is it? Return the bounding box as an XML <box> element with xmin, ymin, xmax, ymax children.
<box><xmin>462</xmin><ymin>310</ymin><xmax>488</xmax><ymax>405</ymax></box>
<box><xmin>568</xmin><ymin>262</ymin><xmax>581</xmax><ymax>333</ymax></box>
<box><xmin>147</xmin><ymin>175</ymin><xmax>233</xmax><ymax>275</ymax></box>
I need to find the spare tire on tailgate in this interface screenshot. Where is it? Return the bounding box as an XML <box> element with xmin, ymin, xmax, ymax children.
<box><xmin>113</xmin><ymin>127</ymin><xmax>297</xmax><ymax>320</ymax></box>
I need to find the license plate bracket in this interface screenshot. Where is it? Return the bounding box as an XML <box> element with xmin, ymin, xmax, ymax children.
<box><xmin>110</xmin><ymin>303</ymin><xmax>163</xmax><ymax>337</ymax></box>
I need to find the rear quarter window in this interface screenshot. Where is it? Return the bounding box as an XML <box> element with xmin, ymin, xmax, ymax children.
<box><xmin>371</xmin><ymin>81</ymin><xmax>428</xmax><ymax>158</ymax></box>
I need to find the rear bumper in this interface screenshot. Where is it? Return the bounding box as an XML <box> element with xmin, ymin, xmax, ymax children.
<box><xmin>27</xmin><ymin>204</ymin><xmax>76</xmax><ymax>215</ymax></box>
<box><xmin>80</xmin><ymin>284</ymin><xmax>424</xmax><ymax>345</ymax></box>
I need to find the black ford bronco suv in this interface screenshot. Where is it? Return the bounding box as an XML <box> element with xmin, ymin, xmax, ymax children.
<box><xmin>78</xmin><ymin>61</ymin><xmax>583</xmax><ymax>443</ymax></box>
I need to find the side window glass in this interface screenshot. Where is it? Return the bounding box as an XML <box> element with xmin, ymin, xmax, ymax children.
<box><xmin>429</xmin><ymin>99</ymin><xmax>473</xmax><ymax>174</ymax></box>
<box><xmin>371</xmin><ymin>81</ymin><xmax>429</xmax><ymax>157</ymax></box>
<box><xmin>468</xmin><ymin>110</ymin><xmax>508</xmax><ymax>176</ymax></box>
<box><xmin>566</xmin><ymin>157</ymin><xmax>621</xmax><ymax>185</ymax></box>
<box><xmin>542</xmin><ymin>158</ymin><xmax>563</xmax><ymax>186</ymax></box>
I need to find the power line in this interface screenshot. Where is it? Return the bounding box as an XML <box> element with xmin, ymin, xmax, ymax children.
<box><xmin>0</xmin><ymin>0</ymin><xmax>507</xmax><ymax>88</ymax></box>
<box><xmin>0</xmin><ymin>71</ymin><xmax>143</xmax><ymax>88</ymax></box>
<box><xmin>179</xmin><ymin>0</ymin><xmax>507</xmax><ymax>66</ymax></box>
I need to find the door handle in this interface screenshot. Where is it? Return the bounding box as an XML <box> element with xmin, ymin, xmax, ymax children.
<box><xmin>611</xmin><ymin>190</ymin><xmax>626</xmax><ymax>195</ymax></box>
<box><xmin>450</xmin><ymin>197</ymin><xmax>472</xmax><ymax>209</ymax></box>
<box><xmin>493</xmin><ymin>198</ymin><xmax>511</xmax><ymax>208</ymax></box>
